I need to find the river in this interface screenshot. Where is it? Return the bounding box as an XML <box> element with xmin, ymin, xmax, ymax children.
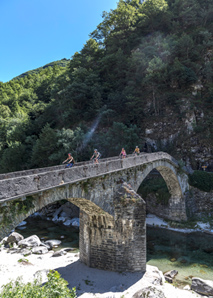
<box><xmin>15</xmin><ymin>216</ymin><xmax>213</xmax><ymax>288</ymax></box>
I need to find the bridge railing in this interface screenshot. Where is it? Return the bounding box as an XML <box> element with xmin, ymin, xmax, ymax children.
<box><xmin>0</xmin><ymin>153</ymin><xmax>150</xmax><ymax>181</ymax></box>
<box><xmin>0</xmin><ymin>152</ymin><xmax>179</xmax><ymax>203</ymax></box>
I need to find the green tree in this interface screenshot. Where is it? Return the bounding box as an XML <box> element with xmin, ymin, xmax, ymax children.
<box><xmin>31</xmin><ymin>123</ymin><xmax>57</xmax><ymax>168</ymax></box>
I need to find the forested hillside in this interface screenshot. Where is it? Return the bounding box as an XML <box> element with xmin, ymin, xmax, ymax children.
<box><xmin>0</xmin><ymin>0</ymin><xmax>212</xmax><ymax>173</ymax></box>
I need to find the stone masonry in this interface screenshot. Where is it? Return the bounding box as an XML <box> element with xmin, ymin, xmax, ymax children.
<box><xmin>79</xmin><ymin>183</ymin><xmax>146</xmax><ymax>272</ymax></box>
<box><xmin>0</xmin><ymin>153</ymin><xmax>190</xmax><ymax>240</ymax></box>
<box><xmin>0</xmin><ymin>152</ymin><xmax>190</xmax><ymax>272</ymax></box>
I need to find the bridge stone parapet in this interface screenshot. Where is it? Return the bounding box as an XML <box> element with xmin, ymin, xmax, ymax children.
<box><xmin>0</xmin><ymin>152</ymin><xmax>186</xmax><ymax>203</ymax></box>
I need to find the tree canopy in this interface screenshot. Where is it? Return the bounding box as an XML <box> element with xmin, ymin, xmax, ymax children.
<box><xmin>0</xmin><ymin>0</ymin><xmax>212</xmax><ymax>172</ymax></box>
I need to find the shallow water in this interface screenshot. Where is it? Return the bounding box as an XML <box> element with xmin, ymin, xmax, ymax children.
<box><xmin>16</xmin><ymin>218</ymin><xmax>213</xmax><ymax>287</ymax></box>
<box><xmin>16</xmin><ymin>217</ymin><xmax>79</xmax><ymax>250</ymax></box>
<box><xmin>147</xmin><ymin>227</ymin><xmax>213</xmax><ymax>287</ymax></box>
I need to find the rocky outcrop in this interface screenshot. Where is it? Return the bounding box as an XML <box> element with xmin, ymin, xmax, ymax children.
<box><xmin>191</xmin><ymin>277</ymin><xmax>213</xmax><ymax>296</ymax></box>
<box><xmin>145</xmin><ymin>185</ymin><xmax>213</xmax><ymax>221</ymax></box>
<box><xmin>185</xmin><ymin>187</ymin><xmax>213</xmax><ymax>218</ymax></box>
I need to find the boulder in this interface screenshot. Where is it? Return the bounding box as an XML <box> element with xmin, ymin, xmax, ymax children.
<box><xmin>34</xmin><ymin>269</ymin><xmax>49</xmax><ymax>283</ymax></box>
<box><xmin>30</xmin><ymin>212</ymin><xmax>41</xmax><ymax>218</ymax></box>
<box><xmin>44</xmin><ymin>239</ymin><xmax>61</xmax><ymax>249</ymax></box>
<box><xmin>8</xmin><ymin>248</ymin><xmax>20</xmax><ymax>254</ymax></box>
<box><xmin>71</xmin><ymin>218</ymin><xmax>80</xmax><ymax>227</ymax></box>
<box><xmin>32</xmin><ymin>246</ymin><xmax>48</xmax><ymax>254</ymax></box>
<box><xmin>143</xmin><ymin>265</ymin><xmax>165</xmax><ymax>286</ymax></box>
<box><xmin>58</xmin><ymin>216</ymin><xmax>68</xmax><ymax>222</ymax></box>
<box><xmin>191</xmin><ymin>277</ymin><xmax>213</xmax><ymax>296</ymax></box>
<box><xmin>19</xmin><ymin>248</ymin><xmax>32</xmax><ymax>256</ymax></box>
<box><xmin>164</xmin><ymin>270</ymin><xmax>178</xmax><ymax>283</ymax></box>
<box><xmin>7</xmin><ymin>232</ymin><xmax>24</xmax><ymax>244</ymax></box>
<box><xmin>63</xmin><ymin>217</ymin><xmax>79</xmax><ymax>227</ymax></box>
<box><xmin>63</xmin><ymin>219</ymin><xmax>72</xmax><ymax>226</ymax></box>
<box><xmin>60</xmin><ymin>211</ymin><xmax>69</xmax><ymax>218</ymax></box>
<box><xmin>40</xmin><ymin>242</ymin><xmax>51</xmax><ymax>250</ymax></box>
<box><xmin>52</xmin><ymin>206</ymin><xmax>63</xmax><ymax>221</ymax></box>
<box><xmin>133</xmin><ymin>286</ymin><xmax>166</xmax><ymax>298</ymax></box>
<box><xmin>0</xmin><ymin>237</ymin><xmax>8</xmax><ymax>246</ymax></box>
<box><xmin>51</xmin><ymin>249</ymin><xmax>67</xmax><ymax>257</ymax></box>
<box><xmin>18</xmin><ymin>235</ymin><xmax>41</xmax><ymax>248</ymax></box>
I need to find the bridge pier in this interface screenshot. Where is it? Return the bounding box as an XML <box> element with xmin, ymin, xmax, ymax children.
<box><xmin>79</xmin><ymin>183</ymin><xmax>146</xmax><ymax>272</ymax></box>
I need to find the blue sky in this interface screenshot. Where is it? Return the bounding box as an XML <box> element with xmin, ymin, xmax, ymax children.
<box><xmin>0</xmin><ymin>0</ymin><xmax>118</xmax><ymax>83</ymax></box>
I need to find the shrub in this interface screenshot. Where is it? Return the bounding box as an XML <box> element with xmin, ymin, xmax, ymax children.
<box><xmin>188</xmin><ymin>170</ymin><xmax>213</xmax><ymax>192</ymax></box>
<box><xmin>0</xmin><ymin>270</ymin><xmax>76</xmax><ymax>298</ymax></box>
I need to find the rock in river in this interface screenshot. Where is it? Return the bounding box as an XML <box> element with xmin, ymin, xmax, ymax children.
<box><xmin>191</xmin><ymin>277</ymin><xmax>213</xmax><ymax>296</ymax></box>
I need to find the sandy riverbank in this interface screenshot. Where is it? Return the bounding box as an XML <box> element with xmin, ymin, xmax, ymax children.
<box><xmin>1</xmin><ymin>214</ymin><xmax>212</xmax><ymax>297</ymax></box>
<box><xmin>0</xmin><ymin>248</ymin><xmax>205</xmax><ymax>298</ymax></box>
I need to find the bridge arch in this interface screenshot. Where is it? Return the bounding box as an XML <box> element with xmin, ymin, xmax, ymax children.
<box><xmin>0</xmin><ymin>152</ymin><xmax>190</xmax><ymax>271</ymax></box>
<box><xmin>132</xmin><ymin>161</ymin><xmax>188</xmax><ymax>222</ymax></box>
<box><xmin>0</xmin><ymin>181</ymin><xmax>146</xmax><ymax>272</ymax></box>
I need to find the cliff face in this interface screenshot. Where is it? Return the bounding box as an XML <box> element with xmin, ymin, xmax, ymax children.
<box><xmin>142</xmin><ymin>93</ymin><xmax>212</xmax><ymax>171</ymax></box>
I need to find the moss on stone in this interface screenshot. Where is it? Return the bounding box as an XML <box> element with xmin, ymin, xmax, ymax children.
<box><xmin>0</xmin><ymin>196</ymin><xmax>35</xmax><ymax>226</ymax></box>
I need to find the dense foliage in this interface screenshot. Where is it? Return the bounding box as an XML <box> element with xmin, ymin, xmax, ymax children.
<box><xmin>188</xmin><ymin>170</ymin><xmax>213</xmax><ymax>192</ymax></box>
<box><xmin>0</xmin><ymin>270</ymin><xmax>76</xmax><ymax>298</ymax></box>
<box><xmin>0</xmin><ymin>0</ymin><xmax>212</xmax><ymax>173</ymax></box>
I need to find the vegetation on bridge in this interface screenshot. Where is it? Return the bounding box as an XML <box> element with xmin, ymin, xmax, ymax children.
<box><xmin>0</xmin><ymin>197</ymin><xmax>35</xmax><ymax>228</ymax></box>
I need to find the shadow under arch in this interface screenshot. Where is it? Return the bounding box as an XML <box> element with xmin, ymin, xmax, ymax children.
<box><xmin>0</xmin><ymin>189</ymin><xmax>111</xmax><ymax>242</ymax></box>
<box><xmin>134</xmin><ymin>161</ymin><xmax>187</xmax><ymax>222</ymax></box>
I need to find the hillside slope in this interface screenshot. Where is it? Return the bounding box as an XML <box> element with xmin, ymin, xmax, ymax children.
<box><xmin>0</xmin><ymin>0</ymin><xmax>212</xmax><ymax>173</ymax></box>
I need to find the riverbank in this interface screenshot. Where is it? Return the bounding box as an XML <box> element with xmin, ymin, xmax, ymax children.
<box><xmin>0</xmin><ymin>248</ymin><xmax>206</xmax><ymax>298</ymax></box>
<box><xmin>1</xmin><ymin>214</ymin><xmax>213</xmax><ymax>297</ymax></box>
<box><xmin>146</xmin><ymin>213</ymin><xmax>213</xmax><ymax>235</ymax></box>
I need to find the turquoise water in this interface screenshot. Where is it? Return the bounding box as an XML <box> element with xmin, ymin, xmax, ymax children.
<box><xmin>16</xmin><ymin>218</ymin><xmax>213</xmax><ymax>287</ymax></box>
<box><xmin>147</xmin><ymin>227</ymin><xmax>213</xmax><ymax>287</ymax></box>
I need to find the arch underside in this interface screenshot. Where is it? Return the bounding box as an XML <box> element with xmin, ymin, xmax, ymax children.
<box><xmin>156</xmin><ymin>166</ymin><xmax>183</xmax><ymax>198</ymax></box>
<box><xmin>0</xmin><ymin>193</ymin><xmax>111</xmax><ymax>241</ymax></box>
<box><xmin>135</xmin><ymin>163</ymin><xmax>187</xmax><ymax>221</ymax></box>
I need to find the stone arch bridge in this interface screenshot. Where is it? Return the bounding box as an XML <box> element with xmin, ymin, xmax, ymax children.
<box><xmin>0</xmin><ymin>152</ymin><xmax>189</xmax><ymax>272</ymax></box>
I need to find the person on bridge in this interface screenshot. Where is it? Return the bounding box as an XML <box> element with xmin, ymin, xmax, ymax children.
<box><xmin>62</xmin><ymin>153</ymin><xmax>75</xmax><ymax>168</ymax></box>
<box><xmin>133</xmin><ymin>146</ymin><xmax>140</xmax><ymax>156</ymax></box>
<box><xmin>90</xmin><ymin>149</ymin><xmax>101</xmax><ymax>164</ymax></box>
<box><xmin>119</xmin><ymin>148</ymin><xmax>127</xmax><ymax>159</ymax></box>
